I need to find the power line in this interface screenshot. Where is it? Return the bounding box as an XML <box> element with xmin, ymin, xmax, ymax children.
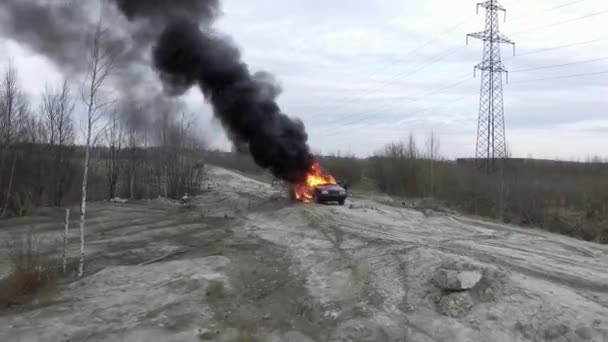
<box><xmin>306</xmin><ymin>5</ymin><xmax>604</xmax><ymax>118</ymax></box>
<box><xmin>511</xmin><ymin>70</ymin><xmax>608</xmax><ymax>84</ymax></box>
<box><xmin>511</xmin><ymin>57</ymin><xmax>608</xmax><ymax>73</ymax></box>
<box><xmin>313</xmin><ymin>36</ymin><xmax>608</xmax><ymax>123</ymax></box>
<box><xmin>311</xmin><ymin>62</ymin><xmax>608</xmax><ymax>137</ymax></box>
<box><xmin>314</xmin><ymin>76</ymin><xmax>475</xmax><ymax>133</ymax></box>
<box><xmin>357</xmin><ymin>15</ymin><xmax>476</xmax><ymax>82</ymax></box>
<box><xmin>505</xmin><ymin>36</ymin><xmax>608</xmax><ymax>60</ymax></box>
<box><xmin>509</xmin><ymin>0</ymin><xmax>589</xmax><ymax>22</ymax></box>
<box><xmin>311</xmin><ymin>9</ymin><xmax>606</xmax><ymax>120</ymax></box>
<box><xmin>327</xmin><ymin>59</ymin><xmax>608</xmax><ymax>128</ymax></box>
<box><xmin>305</xmin><ymin>14</ymin><xmax>477</xmax><ymax>111</ymax></box>
<box><xmin>324</xmin><ymin>58</ymin><xmax>608</xmax><ymax>129</ymax></box>
<box><xmin>308</xmin><ymin>36</ymin><xmax>608</xmax><ymax>130</ymax></box>
<box><xmin>317</xmin><ymin>74</ymin><xmax>473</xmax><ymax>127</ymax></box>
<box><xmin>313</xmin><ymin>94</ymin><xmax>476</xmax><ymax>139</ymax></box>
<box><xmin>303</xmin><ymin>4</ymin><xmax>608</xmax><ymax>132</ymax></box>
<box><xmin>512</xmin><ymin>8</ymin><xmax>608</xmax><ymax>35</ymax></box>
<box><xmin>414</xmin><ymin>75</ymin><xmax>473</xmax><ymax>98</ymax></box>
<box><xmin>306</xmin><ymin>45</ymin><xmax>468</xmax><ymax>119</ymax></box>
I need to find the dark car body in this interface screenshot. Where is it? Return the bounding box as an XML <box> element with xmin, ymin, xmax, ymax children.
<box><xmin>313</xmin><ymin>184</ymin><xmax>347</xmax><ymax>205</ymax></box>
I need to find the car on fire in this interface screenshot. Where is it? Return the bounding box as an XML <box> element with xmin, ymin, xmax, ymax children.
<box><xmin>312</xmin><ymin>183</ymin><xmax>347</xmax><ymax>205</ymax></box>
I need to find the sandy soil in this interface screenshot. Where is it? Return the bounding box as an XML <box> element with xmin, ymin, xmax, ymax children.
<box><xmin>0</xmin><ymin>166</ymin><xmax>607</xmax><ymax>342</ymax></box>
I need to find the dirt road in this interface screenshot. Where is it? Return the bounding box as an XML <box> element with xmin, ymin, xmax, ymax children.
<box><xmin>1</xmin><ymin>166</ymin><xmax>607</xmax><ymax>341</ymax></box>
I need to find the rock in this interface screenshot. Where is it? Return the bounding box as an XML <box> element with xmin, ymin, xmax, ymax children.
<box><xmin>401</xmin><ymin>201</ymin><xmax>413</xmax><ymax>208</ymax></box>
<box><xmin>486</xmin><ymin>311</ymin><xmax>500</xmax><ymax>321</ymax></box>
<box><xmin>575</xmin><ymin>327</ymin><xmax>593</xmax><ymax>340</ymax></box>
<box><xmin>263</xmin><ymin>313</ymin><xmax>272</xmax><ymax>320</ymax></box>
<box><xmin>433</xmin><ymin>269</ymin><xmax>482</xmax><ymax>291</ymax></box>
<box><xmin>544</xmin><ymin>324</ymin><xmax>570</xmax><ymax>340</ymax></box>
<box><xmin>438</xmin><ymin>292</ymin><xmax>474</xmax><ymax>318</ymax></box>
<box><xmin>283</xmin><ymin>331</ymin><xmax>315</xmax><ymax>342</ymax></box>
<box><xmin>196</xmin><ymin>328</ymin><xmax>215</xmax><ymax>340</ymax></box>
<box><xmin>514</xmin><ymin>322</ymin><xmax>535</xmax><ymax>339</ymax></box>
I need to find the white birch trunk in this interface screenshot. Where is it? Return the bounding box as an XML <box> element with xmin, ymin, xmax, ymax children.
<box><xmin>78</xmin><ymin>143</ymin><xmax>90</xmax><ymax>278</ymax></box>
<box><xmin>63</xmin><ymin>208</ymin><xmax>70</xmax><ymax>274</ymax></box>
<box><xmin>77</xmin><ymin>17</ymin><xmax>115</xmax><ymax>278</ymax></box>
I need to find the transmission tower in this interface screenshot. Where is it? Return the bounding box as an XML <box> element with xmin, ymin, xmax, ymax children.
<box><xmin>467</xmin><ymin>0</ymin><xmax>515</xmax><ymax>172</ymax></box>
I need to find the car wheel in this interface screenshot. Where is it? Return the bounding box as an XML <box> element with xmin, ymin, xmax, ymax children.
<box><xmin>338</xmin><ymin>199</ymin><xmax>345</xmax><ymax>205</ymax></box>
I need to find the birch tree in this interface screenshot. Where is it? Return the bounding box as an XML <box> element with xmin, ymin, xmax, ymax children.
<box><xmin>78</xmin><ymin>18</ymin><xmax>117</xmax><ymax>277</ymax></box>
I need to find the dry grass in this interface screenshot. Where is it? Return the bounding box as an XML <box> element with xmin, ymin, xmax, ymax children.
<box><xmin>0</xmin><ymin>229</ymin><xmax>58</xmax><ymax>307</ymax></box>
<box><xmin>365</xmin><ymin>140</ymin><xmax>608</xmax><ymax>244</ymax></box>
<box><xmin>237</xmin><ymin>321</ymin><xmax>258</xmax><ymax>342</ymax></box>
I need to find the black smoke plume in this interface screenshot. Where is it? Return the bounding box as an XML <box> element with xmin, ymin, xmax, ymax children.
<box><xmin>152</xmin><ymin>21</ymin><xmax>314</xmax><ymax>182</ymax></box>
<box><xmin>0</xmin><ymin>0</ymin><xmax>185</xmax><ymax>133</ymax></box>
<box><xmin>112</xmin><ymin>0</ymin><xmax>219</xmax><ymax>23</ymax></box>
<box><xmin>0</xmin><ymin>0</ymin><xmax>315</xmax><ymax>182</ymax></box>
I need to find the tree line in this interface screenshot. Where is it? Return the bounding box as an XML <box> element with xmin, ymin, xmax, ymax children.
<box><xmin>313</xmin><ymin>134</ymin><xmax>608</xmax><ymax>244</ymax></box>
<box><xmin>0</xmin><ymin>24</ymin><xmax>206</xmax><ymax>219</ymax></box>
<box><xmin>210</xmin><ymin>131</ymin><xmax>608</xmax><ymax>245</ymax></box>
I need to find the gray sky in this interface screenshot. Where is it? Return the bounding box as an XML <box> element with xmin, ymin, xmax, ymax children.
<box><xmin>2</xmin><ymin>0</ymin><xmax>608</xmax><ymax>159</ymax></box>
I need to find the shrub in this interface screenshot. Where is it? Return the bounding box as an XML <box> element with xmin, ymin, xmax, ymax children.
<box><xmin>0</xmin><ymin>229</ymin><xmax>57</xmax><ymax>307</ymax></box>
<box><xmin>364</xmin><ymin>138</ymin><xmax>608</xmax><ymax>244</ymax></box>
<box><xmin>318</xmin><ymin>154</ymin><xmax>364</xmax><ymax>186</ymax></box>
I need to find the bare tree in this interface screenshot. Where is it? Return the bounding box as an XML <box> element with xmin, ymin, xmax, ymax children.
<box><xmin>0</xmin><ymin>63</ymin><xmax>19</xmax><ymax>148</ymax></box>
<box><xmin>54</xmin><ymin>80</ymin><xmax>75</xmax><ymax>205</ymax></box>
<box><xmin>424</xmin><ymin>132</ymin><xmax>440</xmax><ymax>161</ymax></box>
<box><xmin>104</xmin><ymin>108</ymin><xmax>123</xmax><ymax>199</ymax></box>
<box><xmin>39</xmin><ymin>80</ymin><xmax>75</xmax><ymax>206</ymax></box>
<box><xmin>78</xmin><ymin>18</ymin><xmax>117</xmax><ymax>277</ymax></box>
<box><xmin>406</xmin><ymin>133</ymin><xmax>418</xmax><ymax>160</ymax></box>
<box><xmin>0</xmin><ymin>62</ymin><xmax>27</xmax><ymax>217</ymax></box>
<box><xmin>425</xmin><ymin>132</ymin><xmax>441</xmax><ymax>196</ymax></box>
<box><xmin>167</xmin><ymin>112</ymin><xmax>198</xmax><ymax>198</ymax></box>
<box><xmin>125</xmin><ymin>108</ymin><xmax>140</xmax><ymax>199</ymax></box>
<box><xmin>147</xmin><ymin>110</ymin><xmax>207</xmax><ymax>199</ymax></box>
<box><xmin>158</xmin><ymin>109</ymin><xmax>171</xmax><ymax>198</ymax></box>
<box><xmin>23</xmin><ymin>109</ymin><xmax>49</xmax><ymax>207</ymax></box>
<box><xmin>25</xmin><ymin>113</ymin><xmax>47</xmax><ymax>144</ymax></box>
<box><xmin>40</xmin><ymin>85</ymin><xmax>59</xmax><ymax>146</ymax></box>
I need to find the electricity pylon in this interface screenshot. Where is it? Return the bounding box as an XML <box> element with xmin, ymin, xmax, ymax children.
<box><xmin>467</xmin><ymin>0</ymin><xmax>515</xmax><ymax>172</ymax></box>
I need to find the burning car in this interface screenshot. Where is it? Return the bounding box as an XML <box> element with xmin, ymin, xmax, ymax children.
<box><xmin>312</xmin><ymin>183</ymin><xmax>347</xmax><ymax>205</ymax></box>
<box><xmin>291</xmin><ymin>162</ymin><xmax>347</xmax><ymax>205</ymax></box>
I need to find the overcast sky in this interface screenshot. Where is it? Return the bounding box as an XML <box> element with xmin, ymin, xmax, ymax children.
<box><xmin>2</xmin><ymin>0</ymin><xmax>608</xmax><ymax>159</ymax></box>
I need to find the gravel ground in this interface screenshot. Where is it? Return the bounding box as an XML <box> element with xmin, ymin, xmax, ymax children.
<box><xmin>0</xmin><ymin>166</ymin><xmax>607</xmax><ymax>342</ymax></box>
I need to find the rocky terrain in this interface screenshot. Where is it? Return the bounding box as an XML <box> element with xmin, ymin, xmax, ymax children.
<box><xmin>0</xmin><ymin>166</ymin><xmax>607</xmax><ymax>342</ymax></box>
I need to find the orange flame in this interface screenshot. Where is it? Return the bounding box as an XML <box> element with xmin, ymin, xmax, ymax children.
<box><xmin>292</xmin><ymin>162</ymin><xmax>336</xmax><ymax>203</ymax></box>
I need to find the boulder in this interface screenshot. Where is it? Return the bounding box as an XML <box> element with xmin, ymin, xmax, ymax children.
<box><xmin>433</xmin><ymin>269</ymin><xmax>482</xmax><ymax>291</ymax></box>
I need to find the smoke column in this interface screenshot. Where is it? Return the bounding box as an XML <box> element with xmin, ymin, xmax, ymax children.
<box><xmin>112</xmin><ymin>0</ymin><xmax>314</xmax><ymax>182</ymax></box>
<box><xmin>0</xmin><ymin>0</ymin><xmax>189</xmax><ymax>136</ymax></box>
<box><xmin>152</xmin><ymin>21</ymin><xmax>314</xmax><ymax>182</ymax></box>
<box><xmin>0</xmin><ymin>0</ymin><xmax>315</xmax><ymax>183</ymax></box>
